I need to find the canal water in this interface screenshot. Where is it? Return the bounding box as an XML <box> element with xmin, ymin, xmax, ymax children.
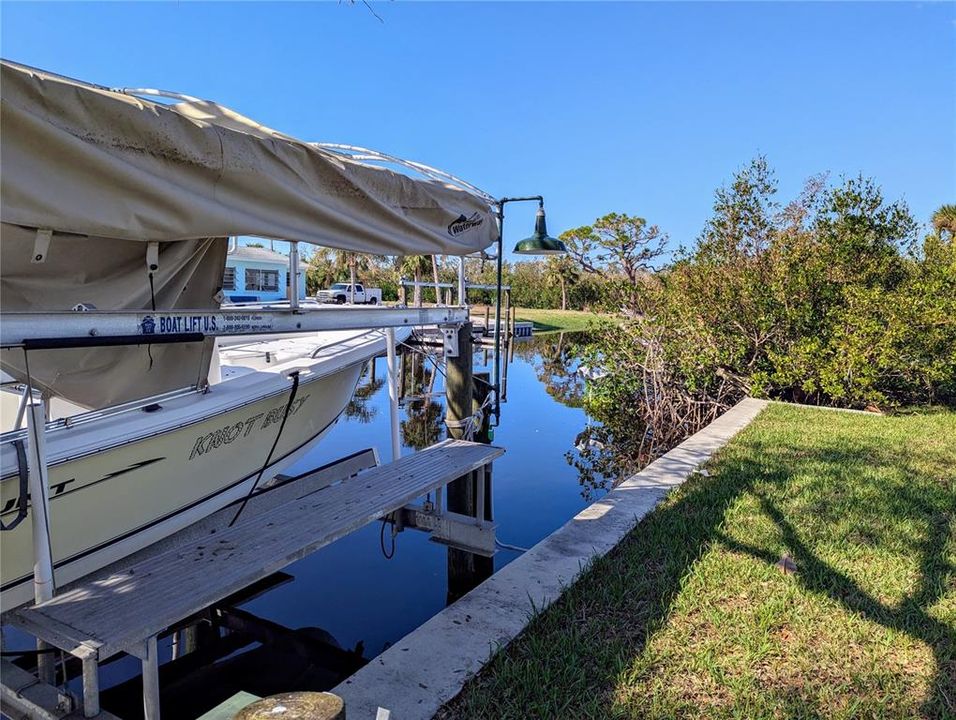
<box><xmin>16</xmin><ymin>332</ymin><xmax>605</xmax><ymax>717</ymax></box>
<box><xmin>239</xmin><ymin>331</ymin><xmax>602</xmax><ymax>660</ymax></box>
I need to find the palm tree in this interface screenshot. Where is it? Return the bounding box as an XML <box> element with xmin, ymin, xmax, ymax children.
<box><xmin>431</xmin><ymin>255</ymin><xmax>442</xmax><ymax>306</ymax></box>
<box><xmin>400</xmin><ymin>255</ymin><xmax>432</xmax><ymax>307</ymax></box>
<box><xmin>332</xmin><ymin>250</ymin><xmax>369</xmax><ymax>303</ymax></box>
<box><xmin>306</xmin><ymin>248</ymin><xmax>337</xmax><ymax>295</ymax></box>
<box><xmin>931</xmin><ymin>204</ymin><xmax>956</xmax><ymax>240</ymax></box>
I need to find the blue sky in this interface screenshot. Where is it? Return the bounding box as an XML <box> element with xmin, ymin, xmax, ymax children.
<box><xmin>3</xmin><ymin>2</ymin><xmax>953</xmax><ymax>261</ymax></box>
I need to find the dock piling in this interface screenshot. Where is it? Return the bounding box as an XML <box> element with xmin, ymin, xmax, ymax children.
<box><xmin>444</xmin><ymin>332</ymin><xmax>495</xmax><ymax>601</ymax></box>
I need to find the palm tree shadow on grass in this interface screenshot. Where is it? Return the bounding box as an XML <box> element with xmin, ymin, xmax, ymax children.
<box><xmin>442</xmin><ymin>455</ymin><xmax>761</xmax><ymax>719</ymax></box>
<box><xmin>717</xmin><ymin>478</ymin><xmax>954</xmax><ymax>718</ymax></box>
<box><xmin>443</xmin><ymin>434</ymin><xmax>954</xmax><ymax>719</ymax></box>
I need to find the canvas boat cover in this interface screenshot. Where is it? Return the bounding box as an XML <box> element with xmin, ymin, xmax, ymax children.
<box><xmin>0</xmin><ymin>60</ymin><xmax>497</xmax><ymax>254</ymax></box>
<box><xmin>0</xmin><ymin>60</ymin><xmax>497</xmax><ymax>408</ymax></box>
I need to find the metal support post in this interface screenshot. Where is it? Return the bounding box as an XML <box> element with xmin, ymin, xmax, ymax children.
<box><xmin>26</xmin><ymin>398</ymin><xmax>56</xmax><ymax>684</ymax></box>
<box><xmin>475</xmin><ymin>468</ymin><xmax>486</xmax><ymax>527</ymax></box>
<box><xmin>289</xmin><ymin>241</ymin><xmax>300</xmax><ymax>310</ymax></box>
<box><xmin>82</xmin><ymin>656</ymin><xmax>100</xmax><ymax>718</ymax></box>
<box><xmin>14</xmin><ymin>385</ymin><xmax>30</xmax><ymax>430</ymax></box>
<box><xmin>385</xmin><ymin>328</ymin><xmax>401</xmax><ymax>461</ymax></box>
<box><xmin>142</xmin><ymin>635</ymin><xmax>161</xmax><ymax>720</ymax></box>
<box><xmin>458</xmin><ymin>256</ymin><xmax>467</xmax><ymax>307</ymax></box>
<box><xmin>493</xmin><ymin>205</ymin><xmax>504</xmax><ymax>419</ymax></box>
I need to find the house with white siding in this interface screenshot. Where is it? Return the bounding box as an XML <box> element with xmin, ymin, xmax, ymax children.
<box><xmin>224</xmin><ymin>244</ymin><xmax>308</xmax><ymax>303</ymax></box>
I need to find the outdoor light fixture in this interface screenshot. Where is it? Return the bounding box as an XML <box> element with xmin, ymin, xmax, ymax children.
<box><xmin>491</xmin><ymin>195</ymin><xmax>568</xmax><ymax>423</ymax></box>
<box><xmin>512</xmin><ymin>203</ymin><xmax>567</xmax><ymax>255</ymax></box>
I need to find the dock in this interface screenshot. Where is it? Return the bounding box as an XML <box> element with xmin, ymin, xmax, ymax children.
<box><xmin>3</xmin><ymin>439</ymin><xmax>503</xmax><ymax>719</ymax></box>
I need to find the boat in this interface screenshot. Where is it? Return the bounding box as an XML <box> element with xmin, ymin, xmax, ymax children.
<box><xmin>0</xmin><ymin>60</ymin><xmax>498</xmax><ymax>611</ymax></box>
<box><xmin>0</xmin><ymin>328</ymin><xmax>410</xmax><ymax>609</ymax></box>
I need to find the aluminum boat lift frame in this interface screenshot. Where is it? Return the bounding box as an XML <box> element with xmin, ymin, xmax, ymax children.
<box><xmin>0</xmin><ymin>304</ymin><xmax>490</xmax><ymax>719</ymax></box>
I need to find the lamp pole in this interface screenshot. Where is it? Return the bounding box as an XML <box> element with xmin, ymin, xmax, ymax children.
<box><xmin>493</xmin><ymin>196</ymin><xmax>544</xmax><ymax>421</ymax></box>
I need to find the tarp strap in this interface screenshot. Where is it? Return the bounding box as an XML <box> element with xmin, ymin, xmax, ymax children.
<box><xmin>0</xmin><ymin>440</ymin><xmax>30</xmax><ymax>531</ymax></box>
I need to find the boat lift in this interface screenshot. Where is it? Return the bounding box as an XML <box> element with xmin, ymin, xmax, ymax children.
<box><xmin>0</xmin><ymin>304</ymin><xmax>501</xmax><ymax>720</ymax></box>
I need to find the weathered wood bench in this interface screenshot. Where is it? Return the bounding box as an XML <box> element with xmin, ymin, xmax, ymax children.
<box><xmin>6</xmin><ymin>439</ymin><xmax>503</xmax><ymax>719</ymax></box>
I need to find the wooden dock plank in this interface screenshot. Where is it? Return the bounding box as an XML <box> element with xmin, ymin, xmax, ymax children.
<box><xmin>9</xmin><ymin>440</ymin><xmax>502</xmax><ymax>661</ymax></box>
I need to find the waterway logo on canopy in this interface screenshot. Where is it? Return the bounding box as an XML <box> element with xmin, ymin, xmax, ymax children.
<box><xmin>448</xmin><ymin>212</ymin><xmax>484</xmax><ymax>237</ymax></box>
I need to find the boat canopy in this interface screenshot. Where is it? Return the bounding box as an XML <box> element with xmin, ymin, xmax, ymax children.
<box><xmin>0</xmin><ymin>60</ymin><xmax>497</xmax><ymax>408</ymax></box>
<box><xmin>0</xmin><ymin>60</ymin><xmax>498</xmax><ymax>255</ymax></box>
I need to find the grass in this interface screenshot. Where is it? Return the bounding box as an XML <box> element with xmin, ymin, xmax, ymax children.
<box><xmin>437</xmin><ymin>403</ymin><xmax>956</xmax><ymax>719</ymax></box>
<box><xmin>469</xmin><ymin>306</ymin><xmax>603</xmax><ymax>333</ymax></box>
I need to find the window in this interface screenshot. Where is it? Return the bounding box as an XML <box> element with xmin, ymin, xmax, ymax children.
<box><xmin>223</xmin><ymin>267</ymin><xmax>236</xmax><ymax>290</ymax></box>
<box><xmin>245</xmin><ymin>268</ymin><xmax>279</xmax><ymax>292</ymax></box>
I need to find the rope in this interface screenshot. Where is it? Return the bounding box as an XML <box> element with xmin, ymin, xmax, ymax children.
<box><xmin>445</xmin><ymin>390</ymin><xmax>494</xmax><ymax>441</ymax></box>
<box><xmin>229</xmin><ymin>370</ymin><xmax>300</xmax><ymax>527</ymax></box>
<box><xmin>0</xmin><ymin>440</ymin><xmax>30</xmax><ymax>531</ymax></box>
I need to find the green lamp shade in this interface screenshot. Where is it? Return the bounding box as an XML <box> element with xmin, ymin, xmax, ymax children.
<box><xmin>513</xmin><ymin>207</ymin><xmax>567</xmax><ymax>255</ymax></box>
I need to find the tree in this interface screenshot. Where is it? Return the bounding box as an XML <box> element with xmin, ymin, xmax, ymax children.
<box><xmin>400</xmin><ymin>255</ymin><xmax>433</xmax><ymax>306</ymax></box>
<box><xmin>560</xmin><ymin>213</ymin><xmax>667</xmax><ymax>284</ymax></box>
<box><xmin>332</xmin><ymin>250</ymin><xmax>370</xmax><ymax>303</ymax></box>
<box><xmin>431</xmin><ymin>254</ymin><xmax>442</xmax><ymax>305</ymax></box>
<box><xmin>932</xmin><ymin>204</ymin><xmax>956</xmax><ymax>240</ymax></box>
<box><xmin>305</xmin><ymin>248</ymin><xmax>337</xmax><ymax>294</ymax></box>
<box><xmin>545</xmin><ymin>256</ymin><xmax>580</xmax><ymax>310</ymax></box>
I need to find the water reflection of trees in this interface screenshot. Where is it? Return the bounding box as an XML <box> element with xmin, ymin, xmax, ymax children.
<box><xmin>511</xmin><ymin>332</ymin><xmax>588</xmax><ymax>410</ymax></box>
<box><xmin>400</xmin><ymin>351</ymin><xmax>444</xmax><ymax>450</ymax></box>
<box><xmin>508</xmin><ymin>332</ymin><xmax>653</xmax><ymax>501</ymax></box>
<box><xmin>344</xmin><ymin>362</ymin><xmax>384</xmax><ymax>424</ymax></box>
<box><xmin>565</xmin><ymin>422</ymin><xmax>646</xmax><ymax>502</ymax></box>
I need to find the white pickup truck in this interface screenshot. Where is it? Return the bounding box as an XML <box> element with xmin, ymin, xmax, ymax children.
<box><xmin>315</xmin><ymin>283</ymin><xmax>383</xmax><ymax>305</ymax></box>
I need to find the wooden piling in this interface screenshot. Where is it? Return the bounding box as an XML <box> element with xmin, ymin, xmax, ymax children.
<box><xmin>445</xmin><ymin>341</ymin><xmax>494</xmax><ymax>603</ymax></box>
<box><xmin>236</xmin><ymin>692</ymin><xmax>345</xmax><ymax>720</ymax></box>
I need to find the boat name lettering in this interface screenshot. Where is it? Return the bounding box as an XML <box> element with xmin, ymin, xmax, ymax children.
<box><xmin>188</xmin><ymin>394</ymin><xmax>311</xmax><ymax>461</ymax></box>
<box><xmin>1</xmin><ymin>478</ymin><xmax>75</xmax><ymax>516</ymax></box>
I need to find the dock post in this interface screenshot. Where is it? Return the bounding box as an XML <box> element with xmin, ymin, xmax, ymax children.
<box><xmin>142</xmin><ymin>635</ymin><xmax>161</xmax><ymax>720</ymax></box>
<box><xmin>444</xmin><ymin>321</ymin><xmax>473</xmax><ymax>441</ymax></box>
<box><xmin>26</xmin><ymin>398</ymin><xmax>56</xmax><ymax>684</ymax></box>
<box><xmin>445</xmin><ymin>331</ymin><xmax>494</xmax><ymax>602</ymax></box>
<box><xmin>385</xmin><ymin>327</ymin><xmax>401</xmax><ymax>461</ymax></box>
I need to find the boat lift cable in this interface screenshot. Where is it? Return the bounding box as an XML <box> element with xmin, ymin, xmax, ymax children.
<box><xmin>495</xmin><ymin>538</ymin><xmax>531</xmax><ymax>554</ymax></box>
<box><xmin>397</xmin><ymin>332</ymin><xmax>447</xmax><ymax>380</ymax></box>
<box><xmin>228</xmin><ymin>370</ymin><xmax>300</xmax><ymax>527</ymax></box>
<box><xmin>379</xmin><ymin>517</ymin><xmax>397</xmax><ymax>560</ymax></box>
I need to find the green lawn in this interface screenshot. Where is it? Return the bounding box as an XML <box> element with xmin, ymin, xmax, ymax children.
<box><xmin>514</xmin><ymin>307</ymin><xmax>602</xmax><ymax>333</ymax></box>
<box><xmin>469</xmin><ymin>306</ymin><xmax>600</xmax><ymax>333</ymax></box>
<box><xmin>438</xmin><ymin>403</ymin><xmax>956</xmax><ymax>719</ymax></box>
